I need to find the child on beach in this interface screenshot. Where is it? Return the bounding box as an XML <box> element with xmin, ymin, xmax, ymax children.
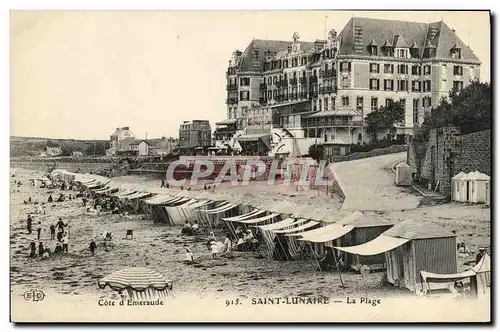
<box><xmin>50</xmin><ymin>224</ymin><xmax>55</xmax><ymax>240</ymax></box>
<box><xmin>36</xmin><ymin>222</ymin><xmax>42</xmax><ymax>240</ymax></box>
<box><xmin>185</xmin><ymin>248</ymin><xmax>194</xmax><ymax>262</ymax></box>
<box><xmin>62</xmin><ymin>233</ymin><xmax>69</xmax><ymax>254</ymax></box>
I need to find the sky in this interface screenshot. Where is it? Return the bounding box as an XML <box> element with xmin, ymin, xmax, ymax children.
<box><xmin>10</xmin><ymin>10</ymin><xmax>490</xmax><ymax>140</ymax></box>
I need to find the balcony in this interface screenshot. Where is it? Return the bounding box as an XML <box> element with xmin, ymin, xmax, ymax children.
<box><xmin>302</xmin><ymin>119</ymin><xmax>363</xmax><ymax>128</ymax></box>
<box><xmin>226</xmin><ymin>84</ymin><xmax>238</xmax><ymax>91</ymax></box>
<box><xmin>298</xmin><ymin>92</ymin><xmax>308</xmax><ymax>99</ymax></box>
<box><xmin>259</xmin><ymin>83</ymin><xmax>267</xmax><ymax>90</ymax></box>
<box><xmin>276</xmin><ymin>80</ymin><xmax>287</xmax><ymax>88</ymax></box>
<box><xmin>319</xmin><ymin>86</ymin><xmax>335</xmax><ymax>94</ymax></box>
<box><xmin>299</xmin><ymin>77</ymin><xmax>307</xmax><ymax>84</ymax></box>
<box><xmin>289</xmin><ymin>78</ymin><xmax>298</xmax><ymax>86</ymax></box>
<box><xmin>226</xmin><ymin>98</ymin><xmax>238</xmax><ymax>104</ymax></box>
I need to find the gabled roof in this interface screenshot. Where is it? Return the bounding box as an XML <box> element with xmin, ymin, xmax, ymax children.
<box><xmin>338</xmin><ymin>17</ymin><xmax>428</xmax><ymax>56</ymax></box>
<box><xmin>393</xmin><ymin>34</ymin><xmax>410</xmax><ymax>48</ymax></box>
<box><xmin>384</xmin><ymin>219</ymin><xmax>456</xmax><ymax>240</ymax></box>
<box><xmin>337</xmin><ymin>17</ymin><xmax>480</xmax><ymax>62</ymax></box>
<box><xmin>238</xmin><ymin>39</ymin><xmax>316</xmax><ymax>72</ymax></box>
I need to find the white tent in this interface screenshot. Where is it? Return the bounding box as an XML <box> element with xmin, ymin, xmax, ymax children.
<box><xmin>463</xmin><ymin>171</ymin><xmax>490</xmax><ymax>204</ymax></box>
<box><xmin>451</xmin><ymin>172</ymin><xmax>467</xmax><ymax>202</ymax></box>
<box><xmin>395</xmin><ymin>162</ymin><xmax>412</xmax><ymax>186</ymax></box>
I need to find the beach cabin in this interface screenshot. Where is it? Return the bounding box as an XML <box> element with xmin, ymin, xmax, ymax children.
<box><xmin>465</xmin><ymin>171</ymin><xmax>490</xmax><ymax>204</ymax></box>
<box><xmin>451</xmin><ymin>172</ymin><xmax>467</xmax><ymax>202</ymax></box>
<box><xmin>334</xmin><ymin>220</ymin><xmax>457</xmax><ymax>293</ymax></box>
<box><xmin>395</xmin><ymin>162</ymin><xmax>412</xmax><ymax>186</ymax></box>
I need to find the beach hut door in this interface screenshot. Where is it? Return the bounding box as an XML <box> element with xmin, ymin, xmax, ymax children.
<box><xmin>466</xmin><ymin>181</ymin><xmax>470</xmax><ymax>202</ymax></box>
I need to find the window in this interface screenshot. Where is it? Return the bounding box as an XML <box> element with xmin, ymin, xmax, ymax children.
<box><xmin>384</xmin><ymin>64</ymin><xmax>394</xmax><ymax>74</ymax></box>
<box><xmin>453</xmin><ymin>80</ymin><xmax>464</xmax><ymax>91</ymax></box>
<box><xmin>410</xmin><ymin>48</ymin><xmax>419</xmax><ymax>58</ymax></box>
<box><xmin>423</xmin><ymin>80</ymin><xmax>431</xmax><ymax>92</ymax></box>
<box><xmin>397</xmin><ymin>49</ymin><xmax>408</xmax><ymax>58</ymax></box>
<box><xmin>413</xmin><ymin>99</ymin><xmax>419</xmax><ymax>124</ymax></box>
<box><xmin>397</xmin><ymin>80</ymin><xmax>408</xmax><ymax>91</ymax></box>
<box><xmin>370</xmin><ymin>63</ymin><xmax>380</xmax><ymax>73</ymax></box>
<box><xmin>324</xmin><ymin>98</ymin><xmax>329</xmax><ymax>111</ymax></box>
<box><xmin>397</xmin><ymin>64</ymin><xmax>408</xmax><ymax>74</ymax></box>
<box><xmin>369</xmin><ymin>46</ymin><xmax>378</xmax><ymax>56</ymax></box>
<box><xmin>411</xmin><ymin>65</ymin><xmax>421</xmax><ymax>75</ymax></box>
<box><xmin>273</xmin><ymin>76</ymin><xmax>277</xmax><ymax>85</ymax></box>
<box><xmin>267</xmin><ymin>91</ymin><xmax>272</xmax><ymax>99</ymax></box>
<box><xmin>383</xmin><ymin>47</ymin><xmax>394</xmax><ymax>57</ymax></box>
<box><xmin>319</xmin><ymin>99</ymin><xmax>323</xmax><ymax>111</ymax></box>
<box><xmin>356</xmin><ymin>97</ymin><xmax>363</xmax><ymax>112</ymax></box>
<box><xmin>340</xmin><ymin>62</ymin><xmax>351</xmax><ymax>72</ymax></box>
<box><xmin>422</xmin><ymin>97</ymin><xmax>432</xmax><ymax>108</ymax></box>
<box><xmin>252</xmin><ymin>49</ymin><xmax>260</xmax><ymax>61</ymax></box>
<box><xmin>273</xmin><ymin>90</ymin><xmax>277</xmax><ymax>99</ymax></box>
<box><xmin>399</xmin><ymin>98</ymin><xmax>406</xmax><ymax>112</ymax></box>
<box><xmin>369</xmin><ymin>78</ymin><xmax>380</xmax><ymax>90</ymax></box>
<box><xmin>240</xmin><ymin>91</ymin><xmax>249</xmax><ymax>101</ymax></box>
<box><xmin>331</xmin><ymin>96</ymin><xmax>336</xmax><ymax>110</ymax></box>
<box><xmin>385</xmin><ymin>98</ymin><xmax>393</xmax><ymax>107</ymax></box>
<box><xmin>384</xmin><ymin>79</ymin><xmax>394</xmax><ymax>91</ymax></box>
<box><xmin>411</xmin><ymin>80</ymin><xmax>421</xmax><ymax>92</ymax></box>
<box><xmin>370</xmin><ymin>97</ymin><xmax>378</xmax><ymax>111</ymax></box>
<box><xmin>240</xmin><ymin>77</ymin><xmax>250</xmax><ymax>86</ymax></box>
<box><xmin>453</xmin><ymin>66</ymin><xmax>463</xmax><ymax>76</ymax></box>
<box><xmin>423</xmin><ymin>65</ymin><xmax>431</xmax><ymax>75</ymax></box>
<box><xmin>267</xmin><ymin>77</ymin><xmax>272</xmax><ymax>85</ymax></box>
<box><xmin>450</xmin><ymin>48</ymin><xmax>462</xmax><ymax>59</ymax></box>
<box><xmin>342</xmin><ymin>96</ymin><xmax>349</xmax><ymax>106</ymax></box>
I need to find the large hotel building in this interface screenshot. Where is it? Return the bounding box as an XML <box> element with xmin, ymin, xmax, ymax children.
<box><xmin>215</xmin><ymin>17</ymin><xmax>481</xmax><ymax>157</ymax></box>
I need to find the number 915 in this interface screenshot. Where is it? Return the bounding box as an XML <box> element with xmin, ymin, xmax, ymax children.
<box><xmin>225</xmin><ymin>298</ymin><xmax>241</xmax><ymax>306</ymax></box>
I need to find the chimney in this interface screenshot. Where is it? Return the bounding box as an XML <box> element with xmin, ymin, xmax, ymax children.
<box><xmin>314</xmin><ymin>40</ymin><xmax>326</xmax><ymax>51</ymax></box>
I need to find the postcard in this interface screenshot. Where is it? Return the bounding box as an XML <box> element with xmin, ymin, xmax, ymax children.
<box><xmin>10</xmin><ymin>10</ymin><xmax>491</xmax><ymax>323</ymax></box>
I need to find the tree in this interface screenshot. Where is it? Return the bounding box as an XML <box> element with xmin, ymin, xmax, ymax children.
<box><xmin>308</xmin><ymin>144</ymin><xmax>324</xmax><ymax>162</ymax></box>
<box><xmin>418</xmin><ymin>80</ymin><xmax>491</xmax><ymax>140</ymax></box>
<box><xmin>365</xmin><ymin>100</ymin><xmax>405</xmax><ymax>141</ymax></box>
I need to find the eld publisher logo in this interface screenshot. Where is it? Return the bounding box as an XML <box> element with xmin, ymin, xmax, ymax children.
<box><xmin>23</xmin><ymin>290</ymin><xmax>45</xmax><ymax>302</ymax></box>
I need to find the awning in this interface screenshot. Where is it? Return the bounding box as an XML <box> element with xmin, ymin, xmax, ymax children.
<box><xmin>299</xmin><ymin>225</ymin><xmax>355</xmax><ymax>243</ymax></box>
<box><xmin>237</xmin><ymin>213</ymin><xmax>280</xmax><ymax>224</ymax></box>
<box><xmin>282</xmin><ymin>220</ymin><xmax>319</xmax><ymax>234</ymax></box>
<box><xmin>187</xmin><ymin>200</ymin><xmax>212</xmax><ymax>209</ymax></box>
<box><xmin>272</xmin><ymin>218</ymin><xmax>308</xmax><ymax>232</ymax></box>
<box><xmin>200</xmin><ymin>203</ymin><xmax>238</xmax><ymax>215</ymax></box>
<box><xmin>334</xmin><ymin>235</ymin><xmax>410</xmax><ymax>256</ymax></box>
<box><xmin>236</xmin><ymin>133</ymin><xmax>269</xmax><ymax>142</ymax></box>
<box><xmin>116</xmin><ymin>192</ymin><xmax>138</xmax><ymax>199</ymax></box>
<box><xmin>110</xmin><ymin>189</ymin><xmax>132</xmax><ymax>197</ymax></box>
<box><xmin>287</xmin><ymin>221</ymin><xmax>339</xmax><ymax>238</ymax></box>
<box><xmin>255</xmin><ymin>218</ymin><xmax>295</xmax><ymax>231</ymax></box>
<box><xmin>156</xmin><ymin>196</ymin><xmax>185</xmax><ymax>205</ymax></box>
<box><xmin>125</xmin><ymin>192</ymin><xmax>152</xmax><ymax>200</ymax></box>
<box><xmin>223</xmin><ymin>209</ymin><xmax>264</xmax><ymax>222</ymax></box>
<box><xmin>88</xmin><ymin>183</ymin><xmax>104</xmax><ymax>189</ymax></box>
<box><xmin>142</xmin><ymin>195</ymin><xmax>171</xmax><ymax>205</ymax></box>
<box><xmin>166</xmin><ymin>197</ymin><xmax>192</xmax><ymax>206</ymax></box>
<box><xmin>216</xmin><ymin>119</ymin><xmax>237</xmax><ymax>125</ymax></box>
<box><xmin>420</xmin><ymin>270</ymin><xmax>476</xmax><ymax>284</ymax></box>
<box><xmin>421</xmin><ymin>253</ymin><xmax>491</xmax><ymax>283</ymax></box>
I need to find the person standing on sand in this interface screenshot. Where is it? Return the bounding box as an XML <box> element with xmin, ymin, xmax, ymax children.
<box><xmin>185</xmin><ymin>248</ymin><xmax>194</xmax><ymax>262</ymax></box>
<box><xmin>89</xmin><ymin>239</ymin><xmax>97</xmax><ymax>256</ymax></box>
<box><xmin>49</xmin><ymin>224</ymin><xmax>55</xmax><ymax>241</ymax></box>
<box><xmin>161</xmin><ymin>180</ymin><xmax>165</xmax><ymax>188</ymax></box>
<box><xmin>29</xmin><ymin>241</ymin><xmax>36</xmax><ymax>258</ymax></box>
<box><xmin>36</xmin><ymin>222</ymin><xmax>42</xmax><ymax>240</ymax></box>
<box><xmin>56</xmin><ymin>218</ymin><xmax>66</xmax><ymax>232</ymax></box>
<box><xmin>47</xmin><ymin>195</ymin><xmax>53</xmax><ymax>203</ymax></box>
<box><xmin>62</xmin><ymin>233</ymin><xmax>69</xmax><ymax>254</ymax></box>
<box><xmin>54</xmin><ymin>242</ymin><xmax>63</xmax><ymax>255</ymax></box>
<box><xmin>38</xmin><ymin>242</ymin><xmax>44</xmax><ymax>257</ymax></box>
<box><xmin>26</xmin><ymin>215</ymin><xmax>33</xmax><ymax>234</ymax></box>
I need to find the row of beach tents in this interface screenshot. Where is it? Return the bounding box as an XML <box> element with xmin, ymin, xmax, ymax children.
<box><xmin>50</xmin><ymin>169</ymin><xmax>490</xmax><ymax>297</ymax></box>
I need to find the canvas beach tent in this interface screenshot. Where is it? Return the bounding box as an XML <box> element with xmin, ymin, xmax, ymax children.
<box><xmin>334</xmin><ymin>220</ymin><xmax>457</xmax><ymax>293</ymax></box>
<box><xmin>451</xmin><ymin>172</ymin><xmax>467</xmax><ymax>202</ymax></box>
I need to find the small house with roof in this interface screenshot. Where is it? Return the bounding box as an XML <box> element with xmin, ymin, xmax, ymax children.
<box><xmin>334</xmin><ymin>220</ymin><xmax>457</xmax><ymax>293</ymax></box>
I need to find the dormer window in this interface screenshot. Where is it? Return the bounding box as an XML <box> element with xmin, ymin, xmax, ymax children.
<box><xmin>450</xmin><ymin>43</ymin><xmax>462</xmax><ymax>59</ymax></box>
<box><xmin>423</xmin><ymin>41</ymin><xmax>436</xmax><ymax>58</ymax></box>
<box><xmin>381</xmin><ymin>40</ymin><xmax>394</xmax><ymax>57</ymax></box>
<box><xmin>396</xmin><ymin>49</ymin><xmax>409</xmax><ymax>58</ymax></box>
<box><xmin>367</xmin><ymin>39</ymin><xmax>378</xmax><ymax>56</ymax></box>
<box><xmin>252</xmin><ymin>49</ymin><xmax>260</xmax><ymax>61</ymax></box>
<box><xmin>410</xmin><ymin>42</ymin><xmax>419</xmax><ymax>58</ymax></box>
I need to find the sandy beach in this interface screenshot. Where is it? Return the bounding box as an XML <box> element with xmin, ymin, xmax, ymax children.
<box><xmin>9</xmin><ymin>166</ymin><xmax>491</xmax><ymax>322</ymax></box>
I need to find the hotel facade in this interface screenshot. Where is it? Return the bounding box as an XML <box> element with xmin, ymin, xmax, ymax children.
<box><xmin>216</xmin><ymin>17</ymin><xmax>481</xmax><ymax>157</ymax></box>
